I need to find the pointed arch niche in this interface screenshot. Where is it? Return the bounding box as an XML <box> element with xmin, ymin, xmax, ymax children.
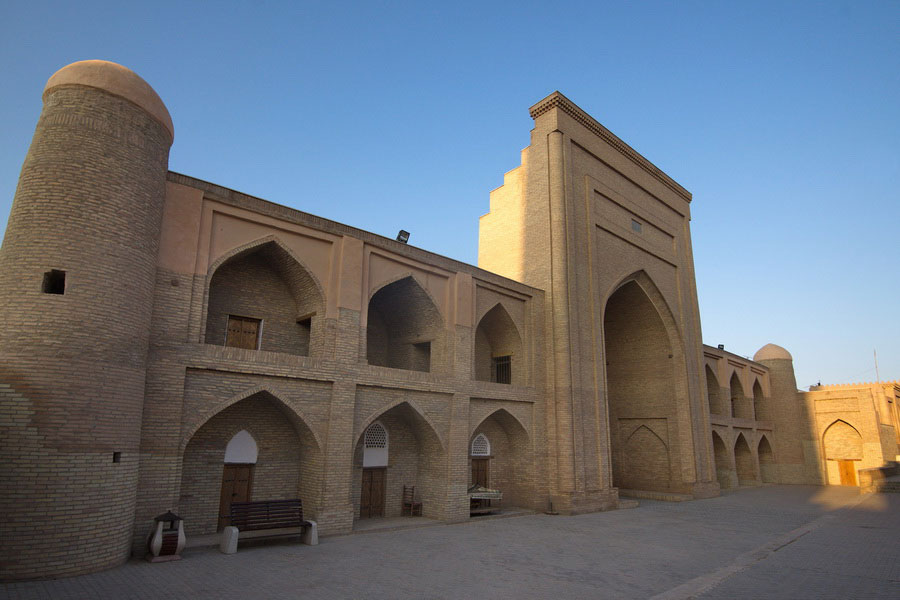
<box><xmin>470</xmin><ymin>409</ymin><xmax>533</xmax><ymax>510</ymax></box>
<box><xmin>706</xmin><ymin>365</ymin><xmax>725</xmax><ymax>416</ymax></box>
<box><xmin>712</xmin><ymin>431</ymin><xmax>735</xmax><ymax>489</ymax></box>
<box><xmin>758</xmin><ymin>435</ymin><xmax>776</xmax><ymax>483</ymax></box>
<box><xmin>205</xmin><ymin>240</ymin><xmax>325</xmax><ymax>356</ymax></box>
<box><xmin>604</xmin><ymin>278</ymin><xmax>680</xmax><ymax>493</ymax></box>
<box><xmin>734</xmin><ymin>433</ymin><xmax>758</xmax><ymax>486</ymax></box>
<box><xmin>353</xmin><ymin>401</ymin><xmax>445</xmax><ymax>520</ymax></box>
<box><xmin>823</xmin><ymin>420</ymin><xmax>863</xmax><ymax>486</ymax></box>
<box><xmin>474</xmin><ymin>304</ymin><xmax>524</xmax><ymax>385</ymax></box>
<box><xmin>753</xmin><ymin>380</ymin><xmax>771</xmax><ymax>422</ymax></box>
<box><xmin>366</xmin><ymin>276</ymin><xmax>443</xmax><ymax>372</ymax></box>
<box><xmin>731</xmin><ymin>373</ymin><xmax>754</xmax><ymax>420</ymax></box>
<box><xmin>178</xmin><ymin>391</ymin><xmax>322</xmax><ymax>535</ymax></box>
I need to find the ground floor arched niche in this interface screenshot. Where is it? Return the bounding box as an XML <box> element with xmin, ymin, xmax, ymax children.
<box><xmin>758</xmin><ymin>435</ymin><xmax>777</xmax><ymax>483</ymax></box>
<box><xmin>178</xmin><ymin>392</ymin><xmax>322</xmax><ymax>536</ymax></box>
<box><xmin>822</xmin><ymin>419</ymin><xmax>863</xmax><ymax>486</ymax></box>
<box><xmin>469</xmin><ymin>409</ymin><xmax>533</xmax><ymax>511</ymax></box>
<box><xmin>352</xmin><ymin>402</ymin><xmax>445</xmax><ymax>521</ymax></box>
<box><xmin>603</xmin><ymin>278</ymin><xmax>683</xmax><ymax>493</ymax></box>
<box><xmin>712</xmin><ymin>430</ymin><xmax>736</xmax><ymax>490</ymax></box>
<box><xmin>734</xmin><ymin>433</ymin><xmax>758</xmax><ymax>486</ymax></box>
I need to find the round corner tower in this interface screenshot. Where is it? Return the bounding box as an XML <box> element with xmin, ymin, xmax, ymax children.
<box><xmin>0</xmin><ymin>60</ymin><xmax>173</xmax><ymax>580</ymax></box>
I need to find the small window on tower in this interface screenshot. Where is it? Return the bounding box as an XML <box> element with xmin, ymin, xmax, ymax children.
<box><xmin>225</xmin><ymin>315</ymin><xmax>262</xmax><ymax>350</ymax></box>
<box><xmin>492</xmin><ymin>355</ymin><xmax>511</xmax><ymax>384</ymax></box>
<box><xmin>42</xmin><ymin>269</ymin><xmax>66</xmax><ymax>294</ymax></box>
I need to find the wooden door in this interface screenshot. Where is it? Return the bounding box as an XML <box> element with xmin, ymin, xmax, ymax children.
<box><xmin>219</xmin><ymin>464</ymin><xmax>253</xmax><ymax>530</ymax></box>
<box><xmin>360</xmin><ymin>468</ymin><xmax>386</xmax><ymax>518</ymax></box>
<box><xmin>226</xmin><ymin>315</ymin><xmax>260</xmax><ymax>349</ymax></box>
<box><xmin>472</xmin><ymin>458</ymin><xmax>490</xmax><ymax>487</ymax></box>
<box><xmin>838</xmin><ymin>460</ymin><xmax>857</xmax><ymax>486</ymax></box>
<box><xmin>471</xmin><ymin>458</ymin><xmax>490</xmax><ymax>509</ymax></box>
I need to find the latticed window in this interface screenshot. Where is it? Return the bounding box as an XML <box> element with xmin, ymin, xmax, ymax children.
<box><xmin>492</xmin><ymin>355</ymin><xmax>511</xmax><ymax>384</ymax></box>
<box><xmin>363</xmin><ymin>422</ymin><xmax>388</xmax><ymax>467</ymax></box>
<box><xmin>365</xmin><ymin>422</ymin><xmax>387</xmax><ymax>448</ymax></box>
<box><xmin>471</xmin><ymin>433</ymin><xmax>491</xmax><ymax>456</ymax></box>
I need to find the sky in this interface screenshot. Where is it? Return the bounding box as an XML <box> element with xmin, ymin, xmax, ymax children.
<box><xmin>1</xmin><ymin>1</ymin><xmax>897</xmax><ymax>389</ymax></box>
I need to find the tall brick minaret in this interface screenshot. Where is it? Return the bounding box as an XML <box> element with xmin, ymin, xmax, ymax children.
<box><xmin>0</xmin><ymin>60</ymin><xmax>173</xmax><ymax>579</ymax></box>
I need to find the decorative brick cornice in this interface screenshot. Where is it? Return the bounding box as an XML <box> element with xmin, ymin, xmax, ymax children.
<box><xmin>529</xmin><ymin>91</ymin><xmax>691</xmax><ymax>202</ymax></box>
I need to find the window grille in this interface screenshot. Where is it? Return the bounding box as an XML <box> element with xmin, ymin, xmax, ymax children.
<box><xmin>471</xmin><ymin>433</ymin><xmax>491</xmax><ymax>456</ymax></box>
<box><xmin>492</xmin><ymin>355</ymin><xmax>511</xmax><ymax>384</ymax></box>
<box><xmin>363</xmin><ymin>422</ymin><xmax>388</xmax><ymax>467</ymax></box>
<box><xmin>365</xmin><ymin>422</ymin><xmax>387</xmax><ymax>449</ymax></box>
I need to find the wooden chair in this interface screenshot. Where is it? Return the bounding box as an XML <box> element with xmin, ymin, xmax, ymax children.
<box><xmin>402</xmin><ymin>485</ymin><xmax>422</xmax><ymax>516</ymax></box>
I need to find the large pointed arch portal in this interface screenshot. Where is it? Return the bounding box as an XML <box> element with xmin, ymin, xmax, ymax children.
<box><xmin>603</xmin><ymin>278</ymin><xmax>681</xmax><ymax>493</ymax></box>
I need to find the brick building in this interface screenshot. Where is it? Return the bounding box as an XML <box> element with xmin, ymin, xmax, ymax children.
<box><xmin>1</xmin><ymin>60</ymin><xmax>897</xmax><ymax>580</ymax></box>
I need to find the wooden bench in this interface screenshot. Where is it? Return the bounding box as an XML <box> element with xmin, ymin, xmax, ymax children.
<box><xmin>220</xmin><ymin>499</ymin><xmax>318</xmax><ymax>554</ymax></box>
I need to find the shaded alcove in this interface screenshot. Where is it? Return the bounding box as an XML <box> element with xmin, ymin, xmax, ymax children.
<box><xmin>706</xmin><ymin>365</ymin><xmax>725</xmax><ymax>416</ymax></box>
<box><xmin>366</xmin><ymin>277</ymin><xmax>443</xmax><ymax>372</ymax></box>
<box><xmin>712</xmin><ymin>430</ymin><xmax>735</xmax><ymax>490</ymax></box>
<box><xmin>758</xmin><ymin>435</ymin><xmax>776</xmax><ymax>483</ymax></box>
<box><xmin>734</xmin><ymin>433</ymin><xmax>757</xmax><ymax>486</ymax></box>
<box><xmin>604</xmin><ymin>279</ymin><xmax>678</xmax><ymax>493</ymax></box>
<box><xmin>205</xmin><ymin>241</ymin><xmax>324</xmax><ymax>356</ymax></box>
<box><xmin>474</xmin><ymin>304</ymin><xmax>524</xmax><ymax>385</ymax></box>
<box><xmin>352</xmin><ymin>402</ymin><xmax>445</xmax><ymax>520</ymax></box>
<box><xmin>469</xmin><ymin>409</ymin><xmax>533</xmax><ymax>509</ymax></box>
<box><xmin>178</xmin><ymin>391</ymin><xmax>322</xmax><ymax>535</ymax></box>
<box><xmin>731</xmin><ymin>373</ymin><xmax>754</xmax><ymax>420</ymax></box>
<box><xmin>753</xmin><ymin>380</ymin><xmax>771</xmax><ymax>422</ymax></box>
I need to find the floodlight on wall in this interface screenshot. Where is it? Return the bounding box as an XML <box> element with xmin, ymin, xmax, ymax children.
<box><xmin>396</xmin><ymin>230</ymin><xmax>410</xmax><ymax>244</ymax></box>
<box><xmin>717</xmin><ymin>344</ymin><xmax>725</xmax><ymax>350</ymax></box>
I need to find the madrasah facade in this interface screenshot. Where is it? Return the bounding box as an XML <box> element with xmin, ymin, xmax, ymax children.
<box><xmin>0</xmin><ymin>60</ymin><xmax>897</xmax><ymax>580</ymax></box>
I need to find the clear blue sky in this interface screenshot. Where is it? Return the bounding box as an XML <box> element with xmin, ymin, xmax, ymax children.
<box><xmin>2</xmin><ymin>1</ymin><xmax>897</xmax><ymax>389</ymax></box>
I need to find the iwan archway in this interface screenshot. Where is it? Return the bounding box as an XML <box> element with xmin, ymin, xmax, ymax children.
<box><xmin>603</xmin><ymin>276</ymin><xmax>687</xmax><ymax>494</ymax></box>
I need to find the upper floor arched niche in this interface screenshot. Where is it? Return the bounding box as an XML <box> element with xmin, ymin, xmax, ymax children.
<box><xmin>731</xmin><ymin>372</ymin><xmax>754</xmax><ymax>420</ymax></box>
<box><xmin>706</xmin><ymin>365</ymin><xmax>725</xmax><ymax>416</ymax></box>
<box><xmin>752</xmin><ymin>379</ymin><xmax>771</xmax><ymax>421</ymax></box>
<box><xmin>205</xmin><ymin>240</ymin><xmax>325</xmax><ymax>357</ymax></box>
<box><xmin>474</xmin><ymin>303</ymin><xmax>524</xmax><ymax>385</ymax></box>
<box><xmin>366</xmin><ymin>276</ymin><xmax>443</xmax><ymax>372</ymax></box>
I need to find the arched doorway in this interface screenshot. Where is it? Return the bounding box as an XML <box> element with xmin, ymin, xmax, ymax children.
<box><xmin>469</xmin><ymin>409</ymin><xmax>533</xmax><ymax>510</ymax></box>
<box><xmin>353</xmin><ymin>402</ymin><xmax>445</xmax><ymax>520</ymax></box>
<box><xmin>604</xmin><ymin>279</ymin><xmax>679</xmax><ymax>493</ymax></box>
<box><xmin>712</xmin><ymin>430</ymin><xmax>735</xmax><ymax>489</ymax></box>
<box><xmin>734</xmin><ymin>433</ymin><xmax>757</xmax><ymax>486</ymax></box>
<box><xmin>758</xmin><ymin>435</ymin><xmax>776</xmax><ymax>483</ymax></box>
<box><xmin>823</xmin><ymin>420</ymin><xmax>863</xmax><ymax>486</ymax></box>
<box><xmin>179</xmin><ymin>391</ymin><xmax>322</xmax><ymax>535</ymax></box>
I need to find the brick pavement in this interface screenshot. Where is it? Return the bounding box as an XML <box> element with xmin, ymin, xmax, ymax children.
<box><xmin>2</xmin><ymin>486</ymin><xmax>896</xmax><ymax>599</ymax></box>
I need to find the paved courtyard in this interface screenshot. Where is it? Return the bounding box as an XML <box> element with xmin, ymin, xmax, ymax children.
<box><xmin>2</xmin><ymin>486</ymin><xmax>897</xmax><ymax>599</ymax></box>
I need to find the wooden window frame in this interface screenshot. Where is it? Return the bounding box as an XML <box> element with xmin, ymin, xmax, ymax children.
<box><xmin>225</xmin><ymin>315</ymin><xmax>263</xmax><ymax>350</ymax></box>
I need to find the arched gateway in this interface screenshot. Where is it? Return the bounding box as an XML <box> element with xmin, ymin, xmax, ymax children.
<box><xmin>604</xmin><ymin>277</ymin><xmax>687</xmax><ymax>494</ymax></box>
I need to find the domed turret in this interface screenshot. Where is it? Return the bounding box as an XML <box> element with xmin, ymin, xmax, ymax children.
<box><xmin>754</xmin><ymin>343</ymin><xmax>793</xmax><ymax>362</ymax></box>
<box><xmin>0</xmin><ymin>60</ymin><xmax>173</xmax><ymax>579</ymax></box>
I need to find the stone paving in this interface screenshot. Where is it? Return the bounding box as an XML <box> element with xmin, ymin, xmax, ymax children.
<box><xmin>2</xmin><ymin>486</ymin><xmax>897</xmax><ymax>599</ymax></box>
